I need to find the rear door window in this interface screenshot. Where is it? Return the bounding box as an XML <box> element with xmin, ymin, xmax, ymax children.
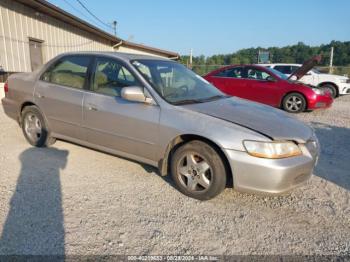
<box><xmin>274</xmin><ymin>65</ymin><xmax>293</xmax><ymax>75</ymax></box>
<box><xmin>41</xmin><ymin>56</ymin><xmax>91</xmax><ymax>89</ymax></box>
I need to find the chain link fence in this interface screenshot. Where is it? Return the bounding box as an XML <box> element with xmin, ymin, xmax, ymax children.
<box><xmin>316</xmin><ymin>66</ymin><xmax>350</xmax><ymax>76</ymax></box>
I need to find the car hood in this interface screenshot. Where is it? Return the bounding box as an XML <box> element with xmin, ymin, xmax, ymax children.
<box><xmin>182</xmin><ymin>97</ymin><xmax>313</xmax><ymax>143</ymax></box>
<box><xmin>317</xmin><ymin>73</ymin><xmax>348</xmax><ymax>81</ymax></box>
<box><xmin>288</xmin><ymin>55</ymin><xmax>322</xmax><ymax>80</ymax></box>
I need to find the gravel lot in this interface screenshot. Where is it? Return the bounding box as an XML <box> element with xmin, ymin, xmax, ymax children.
<box><xmin>0</xmin><ymin>96</ymin><xmax>349</xmax><ymax>256</ymax></box>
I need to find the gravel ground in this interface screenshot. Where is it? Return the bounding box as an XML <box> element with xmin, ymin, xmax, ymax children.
<box><xmin>0</xmin><ymin>96</ymin><xmax>349</xmax><ymax>257</ymax></box>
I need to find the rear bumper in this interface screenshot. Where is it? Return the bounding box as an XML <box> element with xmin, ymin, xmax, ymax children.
<box><xmin>1</xmin><ymin>97</ymin><xmax>19</xmax><ymax>121</ymax></box>
<box><xmin>308</xmin><ymin>94</ymin><xmax>333</xmax><ymax>110</ymax></box>
<box><xmin>224</xmin><ymin>142</ymin><xmax>318</xmax><ymax>194</ymax></box>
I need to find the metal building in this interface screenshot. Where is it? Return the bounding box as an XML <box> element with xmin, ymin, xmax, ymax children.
<box><xmin>0</xmin><ymin>0</ymin><xmax>179</xmax><ymax>75</ymax></box>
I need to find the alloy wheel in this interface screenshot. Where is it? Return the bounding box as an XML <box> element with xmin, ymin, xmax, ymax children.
<box><xmin>24</xmin><ymin>113</ymin><xmax>42</xmax><ymax>143</ymax></box>
<box><xmin>177</xmin><ymin>153</ymin><xmax>212</xmax><ymax>192</ymax></box>
<box><xmin>286</xmin><ymin>95</ymin><xmax>303</xmax><ymax>112</ymax></box>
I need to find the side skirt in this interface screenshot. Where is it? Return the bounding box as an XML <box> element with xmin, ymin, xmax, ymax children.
<box><xmin>51</xmin><ymin>132</ymin><xmax>159</xmax><ymax>168</ymax></box>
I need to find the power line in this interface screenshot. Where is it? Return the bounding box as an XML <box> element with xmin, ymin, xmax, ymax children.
<box><xmin>61</xmin><ymin>0</ymin><xmax>103</xmax><ymax>29</ymax></box>
<box><xmin>74</xmin><ymin>0</ymin><xmax>114</xmax><ymax>31</ymax></box>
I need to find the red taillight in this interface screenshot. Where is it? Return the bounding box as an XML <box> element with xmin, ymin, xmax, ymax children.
<box><xmin>4</xmin><ymin>81</ymin><xmax>8</xmax><ymax>93</ymax></box>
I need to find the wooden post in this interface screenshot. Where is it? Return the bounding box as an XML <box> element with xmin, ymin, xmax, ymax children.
<box><xmin>189</xmin><ymin>49</ymin><xmax>193</xmax><ymax>69</ymax></box>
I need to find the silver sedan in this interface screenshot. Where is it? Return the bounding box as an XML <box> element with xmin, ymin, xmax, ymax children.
<box><xmin>1</xmin><ymin>52</ymin><xmax>319</xmax><ymax>200</ymax></box>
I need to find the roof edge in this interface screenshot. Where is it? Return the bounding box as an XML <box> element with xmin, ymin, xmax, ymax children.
<box><xmin>14</xmin><ymin>0</ymin><xmax>179</xmax><ymax>58</ymax></box>
<box><xmin>121</xmin><ymin>41</ymin><xmax>179</xmax><ymax>58</ymax></box>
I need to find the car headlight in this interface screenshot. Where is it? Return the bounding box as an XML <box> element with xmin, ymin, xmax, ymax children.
<box><xmin>243</xmin><ymin>140</ymin><xmax>302</xmax><ymax>159</ymax></box>
<box><xmin>312</xmin><ymin>88</ymin><xmax>323</xmax><ymax>95</ymax></box>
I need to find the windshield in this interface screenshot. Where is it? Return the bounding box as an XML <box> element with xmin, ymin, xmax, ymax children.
<box><xmin>132</xmin><ymin>60</ymin><xmax>227</xmax><ymax>105</ymax></box>
<box><xmin>311</xmin><ymin>68</ymin><xmax>321</xmax><ymax>74</ymax></box>
<box><xmin>266</xmin><ymin>67</ymin><xmax>288</xmax><ymax>80</ymax></box>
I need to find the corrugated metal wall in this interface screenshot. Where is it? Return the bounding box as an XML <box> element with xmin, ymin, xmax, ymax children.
<box><xmin>116</xmin><ymin>46</ymin><xmax>168</xmax><ymax>58</ymax></box>
<box><xmin>0</xmin><ymin>0</ymin><xmax>114</xmax><ymax>72</ymax></box>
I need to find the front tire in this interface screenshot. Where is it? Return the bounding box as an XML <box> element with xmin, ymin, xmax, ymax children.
<box><xmin>320</xmin><ymin>84</ymin><xmax>337</xmax><ymax>98</ymax></box>
<box><xmin>171</xmin><ymin>140</ymin><xmax>227</xmax><ymax>200</ymax></box>
<box><xmin>21</xmin><ymin>106</ymin><xmax>55</xmax><ymax>147</ymax></box>
<box><xmin>282</xmin><ymin>93</ymin><xmax>307</xmax><ymax>113</ymax></box>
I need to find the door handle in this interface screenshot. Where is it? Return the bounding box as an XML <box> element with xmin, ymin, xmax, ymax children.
<box><xmin>87</xmin><ymin>104</ymin><xmax>98</xmax><ymax>111</ymax></box>
<box><xmin>37</xmin><ymin>93</ymin><xmax>45</xmax><ymax>99</ymax></box>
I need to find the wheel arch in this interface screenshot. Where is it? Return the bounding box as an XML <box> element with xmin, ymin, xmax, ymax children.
<box><xmin>18</xmin><ymin>101</ymin><xmax>37</xmax><ymax>125</ymax></box>
<box><xmin>318</xmin><ymin>82</ymin><xmax>339</xmax><ymax>97</ymax></box>
<box><xmin>280</xmin><ymin>91</ymin><xmax>308</xmax><ymax>110</ymax></box>
<box><xmin>159</xmin><ymin>134</ymin><xmax>233</xmax><ymax>188</ymax></box>
<box><xmin>20</xmin><ymin>101</ymin><xmax>37</xmax><ymax>112</ymax></box>
<box><xmin>19</xmin><ymin>101</ymin><xmax>50</xmax><ymax>130</ymax></box>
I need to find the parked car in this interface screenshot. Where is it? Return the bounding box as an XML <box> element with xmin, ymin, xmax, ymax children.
<box><xmin>261</xmin><ymin>63</ymin><xmax>350</xmax><ymax>98</ymax></box>
<box><xmin>204</xmin><ymin>62</ymin><xmax>333</xmax><ymax>113</ymax></box>
<box><xmin>2</xmin><ymin>52</ymin><xmax>320</xmax><ymax>200</ymax></box>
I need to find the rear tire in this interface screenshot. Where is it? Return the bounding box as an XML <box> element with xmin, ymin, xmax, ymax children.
<box><xmin>21</xmin><ymin>106</ymin><xmax>55</xmax><ymax>147</ymax></box>
<box><xmin>282</xmin><ymin>93</ymin><xmax>307</xmax><ymax>113</ymax></box>
<box><xmin>171</xmin><ymin>140</ymin><xmax>227</xmax><ymax>200</ymax></box>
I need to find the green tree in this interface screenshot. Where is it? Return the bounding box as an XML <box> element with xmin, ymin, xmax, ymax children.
<box><xmin>182</xmin><ymin>41</ymin><xmax>350</xmax><ymax>75</ymax></box>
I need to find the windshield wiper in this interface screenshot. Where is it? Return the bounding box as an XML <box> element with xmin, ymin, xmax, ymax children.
<box><xmin>173</xmin><ymin>95</ymin><xmax>229</xmax><ymax>105</ymax></box>
<box><xmin>198</xmin><ymin>95</ymin><xmax>229</xmax><ymax>103</ymax></box>
<box><xmin>172</xmin><ymin>99</ymin><xmax>204</xmax><ymax>105</ymax></box>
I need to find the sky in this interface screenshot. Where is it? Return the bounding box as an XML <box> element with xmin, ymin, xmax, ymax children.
<box><xmin>48</xmin><ymin>0</ymin><xmax>350</xmax><ymax>56</ymax></box>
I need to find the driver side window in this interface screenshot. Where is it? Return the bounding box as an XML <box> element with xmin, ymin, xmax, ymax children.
<box><xmin>246</xmin><ymin>68</ymin><xmax>272</xmax><ymax>81</ymax></box>
<box><xmin>92</xmin><ymin>58</ymin><xmax>139</xmax><ymax>97</ymax></box>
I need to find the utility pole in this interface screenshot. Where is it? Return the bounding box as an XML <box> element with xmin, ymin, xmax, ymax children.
<box><xmin>329</xmin><ymin>46</ymin><xmax>334</xmax><ymax>74</ymax></box>
<box><xmin>112</xmin><ymin>21</ymin><xmax>117</xmax><ymax>37</ymax></box>
<box><xmin>189</xmin><ymin>48</ymin><xmax>193</xmax><ymax>69</ymax></box>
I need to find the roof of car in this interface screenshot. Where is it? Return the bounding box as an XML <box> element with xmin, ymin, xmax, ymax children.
<box><xmin>205</xmin><ymin>64</ymin><xmax>273</xmax><ymax>76</ymax></box>
<box><xmin>258</xmin><ymin>63</ymin><xmax>302</xmax><ymax>67</ymax></box>
<box><xmin>220</xmin><ymin>64</ymin><xmax>272</xmax><ymax>69</ymax></box>
<box><xmin>57</xmin><ymin>51</ymin><xmax>173</xmax><ymax>62</ymax></box>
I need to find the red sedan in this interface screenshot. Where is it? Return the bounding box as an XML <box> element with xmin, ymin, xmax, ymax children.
<box><xmin>203</xmin><ymin>63</ymin><xmax>333</xmax><ymax>113</ymax></box>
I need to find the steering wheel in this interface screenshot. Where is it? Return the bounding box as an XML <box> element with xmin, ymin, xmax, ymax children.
<box><xmin>164</xmin><ymin>85</ymin><xmax>189</xmax><ymax>98</ymax></box>
<box><xmin>99</xmin><ymin>80</ymin><xmax>115</xmax><ymax>86</ymax></box>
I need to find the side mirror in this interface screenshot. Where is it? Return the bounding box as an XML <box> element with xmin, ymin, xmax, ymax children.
<box><xmin>121</xmin><ymin>86</ymin><xmax>154</xmax><ymax>104</ymax></box>
<box><xmin>289</xmin><ymin>75</ymin><xmax>298</xmax><ymax>81</ymax></box>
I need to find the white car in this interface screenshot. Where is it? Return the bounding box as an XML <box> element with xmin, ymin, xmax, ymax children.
<box><xmin>261</xmin><ymin>63</ymin><xmax>350</xmax><ymax>98</ymax></box>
